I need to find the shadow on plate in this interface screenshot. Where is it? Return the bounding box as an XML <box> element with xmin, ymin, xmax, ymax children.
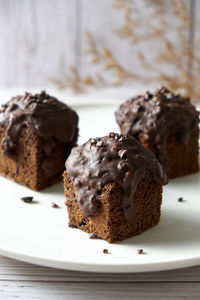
<box><xmin>169</xmin><ymin>172</ymin><xmax>200</xmax><ymax>186</ymax></box>
<box><xmin>118</xmin><ymin>211</ymin><xmax>200</xmax><ymax>247</ymax></box>
<box><xmin>40</xmin><ymin>182</ymin><xmax>64</xmax><ymax>195</ymax></box>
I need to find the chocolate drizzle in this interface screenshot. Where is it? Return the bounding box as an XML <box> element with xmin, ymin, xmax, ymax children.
<box><xmin>65</xmin><ymin>133</ymin><xmax>168</xmax><ymax>221</ymax></box>
<box><xmin>0</xmin><ymin>91</ymin><xmax>78</xmax><ymax>159</ymax></box>
<box><xmin>115</xmin><ymin>87</ymin><xmax>199</xmax><ymax>170</ymax></box>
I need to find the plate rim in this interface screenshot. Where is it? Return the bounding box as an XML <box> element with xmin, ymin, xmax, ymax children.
<box><xmin>1</xmin><ymin>246</ymin><xmax>200</xmax><ymax>273</ymax></box>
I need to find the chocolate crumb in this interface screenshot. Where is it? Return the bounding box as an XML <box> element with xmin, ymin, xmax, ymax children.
<box><xmin>21</xmin><ymin>196</ymin><xmax>33</xmax><ymax>203</ymax></box>
<box><xmin>103</xmin><ymin>249</ymin><xmax>109</xmax><ymax>254</ymax></box>
<box><xmin>178</xmin><ymin>197</ymin><xmax>183</xmax><ymax>202</ymax></box>
<box><xmin>90</xmin><ymin>138</ymin><xmax>96</xmax><ymax>144</ymax></box>
<box><xmin>144</xmin><ymin>91</ymin><xmax>153</xmax><ymax>100</ymax></box>
<box><xmin>51</xmin><ymin>202</ymin><xmax>59</xmax><ymax>208</ymax></box>
<box><xmin>137</xmin><ymin>249</ymin><xmax>144</xmax><ymax>254</ymax></box>
<box><xmin>96</xmin><ymin>141</ymin><xmax>104</xmax><ymax>147</ymax></box>
<box><xmin>109</xmin><ymin>132</ymin><xmax>115</xmax><ymax>138</ymax></box>
<box><xmin>68</xmin><ymin>223</ymin><xmax>77</xmax><ymax>228</ymax></box>
<box><xmin>89</xmin><ymin>233</ymin><xmax>99</xmax><ymax>239</ymax></box>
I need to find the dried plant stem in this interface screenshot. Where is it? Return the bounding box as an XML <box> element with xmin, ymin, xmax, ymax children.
<box><xmin>52</xmin><ymin>0</ymin><xmax>200</xmax><ymax>101</ymax></box>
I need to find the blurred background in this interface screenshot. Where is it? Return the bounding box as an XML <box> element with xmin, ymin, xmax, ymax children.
<box><xmin>0</xmin><ymin>0</ymin><xmax>199</xmax><ymax>100</ymax></box>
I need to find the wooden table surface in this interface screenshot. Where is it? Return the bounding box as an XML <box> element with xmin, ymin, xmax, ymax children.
<box><xmin>0</xmin><ymin>255</ymin><xmax>200</xmax><ymax>299</ymax></box>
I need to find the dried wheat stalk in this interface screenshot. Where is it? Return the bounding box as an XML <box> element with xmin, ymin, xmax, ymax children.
<box><xmin>112</xmin><ymin>0</ymin><xmax>200</xmax><ymax>101</ymax></box>
<box><xmin>52</xmin><ymin>0</ymin><xmax>200</xmax><ymax>101</ymax></box>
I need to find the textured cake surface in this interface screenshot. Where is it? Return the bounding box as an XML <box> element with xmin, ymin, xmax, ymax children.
<box><xmin>64</xmin><ymin>170</ymin><xmax>163</xmax><ymax>243</ymax></box>
<box><xmin>115</xmin><ymin>87</ymin><xmax>199</xmax><ymax>172</ymax></box>
<box><xmin>65</xmin><ymin>133</ymin><xmax>167</xmax><ymax>222</ymax></box>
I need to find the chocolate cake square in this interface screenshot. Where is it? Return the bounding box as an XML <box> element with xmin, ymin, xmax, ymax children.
<box><xmin>64</xmin><ymin>133</ymin><xmax>167</xmax><ymax>243</ymax></box>
<box><xmin>115</xmin><ymin>87</ymin><xmax>199</xmax><ymax>178</ymax></box>
<box><xmin>0</xmin><ymin>91</ymin><xmax>78</xmax><ymax>190</ymax></box>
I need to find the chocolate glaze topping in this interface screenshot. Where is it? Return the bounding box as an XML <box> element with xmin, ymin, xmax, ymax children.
<box><xmin>115</xmin><ymin>87</ymin><xmax>199</xmax><ymax>169</ymax></box>
<box><xmin>0</xmin><ymin>91</ymin><xmax>78</xmax><ymax>159</ymax></box>
<box><xmin>65</xmin><ymin>133</ymin><xmax>168</xmax><ymax>221</ymax></box>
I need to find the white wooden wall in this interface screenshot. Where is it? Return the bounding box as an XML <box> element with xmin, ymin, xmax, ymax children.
<box><xmin>0</xmin><ymin>0</ymin><xmax>196</xmax><ymax>87</ymax></box>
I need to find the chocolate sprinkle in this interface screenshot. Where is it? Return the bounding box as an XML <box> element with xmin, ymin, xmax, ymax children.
<box><xmin>115</xmin><ymin>87</ymin><xmax>199</xmax><ymax>170</ymax></box>
<box><xmin>65</xmin><ymin>133</ymin><xmax>168</xmax><ymax>221</ymax></box>
<box><xmin>21</xmin><ymin>196</ymin><xmax>33</xmax><ymax>203</ymax></box>
<box><xmin>51</xmin><ymin>202</ymin><xmax>60</xmax><ymax>208</ymax></box>
<box><xmin>103</xmin><ymin>249</ymin><xmax>109</xmax><ymax>254</ymax></box>
<box><xmin>137</xmin><ymin>249</ymin><xmax>144</xmax><ymax>254</ymax></box>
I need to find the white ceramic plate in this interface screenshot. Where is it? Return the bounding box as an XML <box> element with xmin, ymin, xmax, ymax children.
<box><xmin>0</xmin><ymin>100</ymin><xmax>200</xmax><ymax>273</ymax></box>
